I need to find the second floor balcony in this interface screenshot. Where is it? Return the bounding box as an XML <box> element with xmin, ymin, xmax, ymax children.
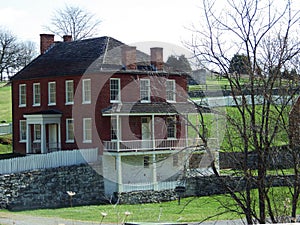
<box><xmin>103</xmin><ymin>138</ymin><xmax>204</xmax><ymax>154</ymax></box>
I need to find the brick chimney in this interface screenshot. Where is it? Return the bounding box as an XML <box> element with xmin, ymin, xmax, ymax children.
<box><xmin>121</xmin><ymin>45</ymin><xmax>137</xmax><ymax>70</ymax></box>
<box><xmin>63</xmin><ymin>35</ymin><xmax>72</xmax><ymax>42</ymax></box>
<box><xmin>150</xmin><ymin>47</ymin><xmax>163</xmax><ymax>71</ymax></box>
<box><xmin>40</xmin><ymin>34</ymin><xmax>55</xmax><ymax>54</ymax></box>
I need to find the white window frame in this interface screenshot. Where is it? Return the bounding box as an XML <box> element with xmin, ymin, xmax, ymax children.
<box><xmin>19</xmin><ymin>84</ymin><xmax>26</xmax><ymax>107</ymax></box>
<box><xmin>34</xmin><ymin>124</ymin><xmax>41</xmax><ymax>142</ymax></box>
<box><xmin>33</xmin><ymin>83</ymin><xmax>41</xmax><ymax>106</ymax></box>
<box><xmin>19</xmin><ymin>120</ymin><xmax>26</xmax><ymax>142</ymax></box>
<box><xmin>48</xmin><ymin>82</ymin><xmax>56</xmax><ymax>106</ymax></box>
<box><xmin>166</xmin><ymin>79</ymin><xmax>176</xmax><ymax>102</ymax></box>
<box><xmin>110</xmin><ymin>78</ymin><xmax>121</xmax><ymax>103</ymax></box>
<box><xmin>167</xmin><ymin>116</ymin><xmax>176</xmax><ymax>139</ymax></box>
<box><xmin>83</xmin><ymin>118</ymin><xmax>92</xmax><ymax>143</ymax></box>
<box><xmin>65</xmin><ymin>80</ymin><xmax>74</xmax><ymax>105</ymax></box>
<box><xmin>82</xmin><ymin>79</ymin><xmax>91</xmax><ymax>104</ymax></box>
<box><xmin>140</xmin><ymin>79</ymin><xmax>150</xmax><ymax>103</ymax></box>
<box><xmin>66</xmin><ymin>118</ymin><xmax>74</xmax><ymax>143</ymax></box>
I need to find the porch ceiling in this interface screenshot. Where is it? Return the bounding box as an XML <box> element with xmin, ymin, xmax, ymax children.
<box><xmin>24</xmin><ymin>109</ymin><xmax>62</xmax><ymax>124</ymax></box>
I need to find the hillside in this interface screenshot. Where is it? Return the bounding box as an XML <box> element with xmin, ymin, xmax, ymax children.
<box><xmin>0</xmin><ymin>83</ymin><xmax>12</xmax><ymax>123</ymax></box>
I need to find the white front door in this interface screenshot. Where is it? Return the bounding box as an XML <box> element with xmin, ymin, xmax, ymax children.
<box><xmin>48</xmin><ymin>124</ymin><xmax>57</xmax><ymax>151</ymax></box>
<box><xmin>141</xmin><ymin>117</ymin><xmax>152</xmax><ymax>149</ymax></box>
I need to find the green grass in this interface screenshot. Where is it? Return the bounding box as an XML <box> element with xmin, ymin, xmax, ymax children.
<box><xmin>2</xmin><ymin>196</ymin><xmax>241</xmax><ymax>223</ymax></box>
<box><xmin>0</xmin><ymin>134</ymin><xmax>12</xmax><ymax>154</ymax></box>
<box><xmin>0</xmin><ymin>84</ymin><xmax>12</xmax><ymax>123</ymax></box>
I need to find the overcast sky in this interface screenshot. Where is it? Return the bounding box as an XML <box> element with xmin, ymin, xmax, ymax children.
<box><xmin>0</xmin><ymin>0</ymin><xmax>200</xmax><ymax>57</ymax></box>
<box><xmin>1</xmin><ymin>0</ymin><xmax>300</xmax><ymax>62</ymax></box>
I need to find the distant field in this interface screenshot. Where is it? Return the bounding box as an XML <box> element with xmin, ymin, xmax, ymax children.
<box><xmin>0</xmin><ymin>83</ymin><xmax>12</xmax><ymax>123</ymax></box>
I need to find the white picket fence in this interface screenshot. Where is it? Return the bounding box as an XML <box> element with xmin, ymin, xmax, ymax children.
<box><xmin>0</xmin><ymin>148</ymin><xmax>98</xmax><ymax>175</ymax></box>
<box><xmin>0</xmin><ymin>123</ymin><xmax>12</xmax><ymax>135</ymax></box>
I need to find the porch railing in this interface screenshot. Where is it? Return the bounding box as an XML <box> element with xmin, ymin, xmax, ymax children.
<box><xmin>103</xmin><ymin>138</ymin><xmax>204</xmax><ymax>152</ymax></box>
<box><xmin>122</xmin><ymin>180</ymin><xmax>180</xmax><ymax>192</ymax></box>
<box><xmin>31</xmin><ymin>142</ymin><xmax>61</xmax><ymax>154</ymax></box>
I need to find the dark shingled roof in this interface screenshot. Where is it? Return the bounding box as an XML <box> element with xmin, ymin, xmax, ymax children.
<box><xmin>12</xmin><ymin>36</ymin><xmax>150</xmax><ymax>80</ymax></box>
<box><xmin>102</xmin><ymin>102</ymin><xmax>211</xmax><ymax>115</ymax></box>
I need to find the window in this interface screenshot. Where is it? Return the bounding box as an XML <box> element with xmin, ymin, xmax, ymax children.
<box><xmin>167</xmin><ymin>117</ymin><xmax>176</xmax><ymax>139</ymax></box>
<box><xmin>34</xmin><ymin>124</ymin><xmax>41</xmax><ymax>142</ymax></box>
<box><xmin>66</xmin><ymin>119</ymin><xmax>74</xmax><ymax>142</ymax></box>
<box><xmin>166</xmin><ymin>80</ymin><xmax>176</xmax><ymax>102</ymax></box>
<box><xmin>111</xmin><ymin>116</ymin><xmax>118</xmax><ymax>140</ymax></box>
<box><xmin>140</xmin><ymin>79</ymin><xmax>150</xmax><ymax>102</ymax></box>
<box><xmin>144</xmin><ymin>156</ymin><xmax>150</xmax><ymax>168</ymax></box>
<box><xmin>65</xmin><ymin>80</ymin><xmax>74</xmax><ymax>105</ymax></box>
<box><xmin>19</xmin><ymin>84</ymin><xmax>26</xmax><ymax>107</ymax></box>
<box><xmin>110</xmin><ymin>78</ymin><xmax>120</xmax><ymax>102</ymax></box>
<box><xmin>83</xmin><ymin>118</ymin><xmax>92</xmax><ymax>143</ymax></box>
<box><xmin>48</xmin><ymin>82</ymin><xmax>56</xmax><ymax>105</ymax></box>
<box><xmin>19</xmin><ymin>120</ymin><xmax>26</xmax><ymax>142</ymax></box>
<box><xmin>33</xmin><ymin>83</ymin><xmax>41</xmax><ymax>106</ymax></box>
<box><xmin>82</xmin><ymin>79</ymin><xmax>91</xmax><ymax>104</ymax></box>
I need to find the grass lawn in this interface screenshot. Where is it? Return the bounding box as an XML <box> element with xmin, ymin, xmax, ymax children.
<box><xmin>0</xmin><ymin>84</ymin><xmax>11</xmax><ymax>123</ymax></box>
<box><xmin>2</xmin><ymin>196</ymin><xmax>241</xmax><ymax>223</ymax></box>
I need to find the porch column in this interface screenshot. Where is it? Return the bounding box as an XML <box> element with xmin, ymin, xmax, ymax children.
<box><xmin>152</xmin><ymin>115</ymin><xmax>155</xmax><ymax>149</ymax></box>
<box><xmin>116</xmin><ymin>155</ymin><xmax>123</xmax><ymax>192</ymax></box>
<box><xmin>58</xmin><ymin>123</ymin><xmax>61</xmax><ymax>150</ymax></box>
<box><xmin>41</xmin><ymin>123</ymin><xmax>47</xmax><ymax>154</ymax></box>
<box><xmin>26</xmin><ymin>123</ymin><xmax>31</xmax><ymax>154</ymax></box>
<box><xmin>185</xmin><ymin>113</ymin><xmax>189</xmax><ymax>148</ymax></box>
<box><xmin>152</xmin><ymin>154</ymin><xmax>158</xmax><ymax>190</ymax></box>
<box><xmin>116</xmin><ymin>115</ymin><xmax>120</xmax><ymax>152</ymax></box>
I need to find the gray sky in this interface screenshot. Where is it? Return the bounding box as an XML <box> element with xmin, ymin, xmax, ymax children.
<box><xmin>0</xmin><ymin>0</ymin><xmax>200</xmax><ymax>48</ymax></box>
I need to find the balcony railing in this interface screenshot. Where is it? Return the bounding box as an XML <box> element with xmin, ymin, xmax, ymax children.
<box><xmin>103</xmin><ymin>138</ymin><xmax>204</xmax><ymax>152</ymax></box>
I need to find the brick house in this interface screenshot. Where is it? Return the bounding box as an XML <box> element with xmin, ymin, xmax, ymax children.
<box><xmin>11</xmin><ymin>34</ymin><xmax>211</xmax><ymax>195</ymax></box>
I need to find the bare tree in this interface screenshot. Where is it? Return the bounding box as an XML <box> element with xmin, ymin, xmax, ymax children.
<box><xmin>0</xmin><ymin>29</ymin><xmax>36</xmax><ymax>81</ymax></box>
<box><xmin>45</xmin><ymin>5</ymin><xmax>101</xmax><ymax>41</ymax></box>
<box><xmin>189</xmin><ymin>0</ymin><xmax>300</xmax><ymax>223</ymax></box>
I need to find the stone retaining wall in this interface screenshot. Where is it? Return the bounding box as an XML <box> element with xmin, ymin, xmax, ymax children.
<box><xmin>0</xmin><ymin>163</ymin><xmax>105</xmax><ymax>210</ymax></box>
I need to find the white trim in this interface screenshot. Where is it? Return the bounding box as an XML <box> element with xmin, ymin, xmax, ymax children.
<box><xmin>110</xmin><ymin>78</ymin><xmax>121</xmax><ymax>103</ymax></box>
<box><xmin>82</xmin><ymin>79</ymin><xmax>91</xmax><ymax>104</ymax></box>
<box><xmin>19</xmin><ymin>120</ymin><xmax>26</xmax><ymax>142</ymax></box>
<box><xmin>19</xmin><ymin>84</ymin><xmax>26</xmax><ymax>107</ymax></box>
<box><xmin>66</xmin><ymin>118</ymin><xmax>74</xmax><ymax>143</ymax></box>
<box><xmin>83</xmin><ymin>118</ymin><xmax>92</xmax><ymax>143</ymax></box>
<box><xmin>33</xmin><ymin>83</ymin><xmax>41</xmax><ymax>107</ymax></box>
<box><xmin>166</xmin><ymin>79</ymin><xmax>176</xmax><ymax>103</ymax></box>
<box><xmin>65</xmin><ymin>80</ymin><xmax>74</xmax><ymax>105</ymax></box>
<box><xmin>48</xmin><ymin>81</ymin><xmax>56</xmax><ymax>106</ymax></box>
<box><xmin>140</xmin><ymin>79</ymin><xmax>151</xmax><ymax>103</ymax></box>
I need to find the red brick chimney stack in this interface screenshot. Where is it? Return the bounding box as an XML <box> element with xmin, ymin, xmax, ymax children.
<box><xmin>150</xmin><ymin>47</ymin><xmax>163</xmax><ymax>71</ymax></box>
<box><xmin>121</xmin><ymin>45</ymin><xmax>137</xmax><ymax>70</ymax></box>
<box><xmin>40</xmin><ymin>34</ymin><xmax>55</xmax><ymax>54</ymax></box>
<box><xmin>63</xmin><ymin>35</ymin><xmax>72</xmax><ymax>42</ymax></box>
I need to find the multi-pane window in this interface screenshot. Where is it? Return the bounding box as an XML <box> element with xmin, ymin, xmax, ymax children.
<box><xmin>19</xmin><ymin>120</ymin><xmax>26</xmax><ymax>142</ymax></box>
<box><xmin>48</xmin><ymin>82</ymin><xmax>56</xmax><ymax>105</ymax></box>
<box><xmin>19</xmin><ymin>84</ymin><xmax>26</xmax><ymax>107</ymax></box>
<box><xmin>82</xmin><ymin>79</ymin><xmax>91</xmax><ymax>104</ymax></box>
<box><xmin>65</xmin><ymin>80</ymin><xmax>74</xmax><ymax>105</ymax></box>
<box><xmin>110</xmin><ymin>78</ymin><xmax>120</xmax><ymax>102</ymax></box>
<box><xmin>140</xmin><ymin>79</ymin><xmax>150</xmax><ymax>102</ymax></box>
<box><xmin>167</xmin><ymin>117</ymin><xmax>176</xmax><ymax>139</ymax></box>
<box><xmin>111</xmin><ymin>116</ymin><xmax>118</xmax><ymax>140</ymax></box>
<box><xmin>66</xmin><ymin>119</ymin><xmax>74</xmax><ymax>142</ymax></box>
<box><xmin>34</xmin><ymin>124</ymin><xmax>41</xmax><ymax>142</ymax></box>
<box><xmin>83</xmin><ymin>118</ymin><xmax>92</xmax><ymax>143</ymax></box>
<box><xmin>33</xmin><ymin>83</ymin><xmax>41</xmax><ymax>106</ymax></box>
<box><xmin>166</xmin><ymin>80</ymin><xmax>176</xmax><ymax>102</ymax></box>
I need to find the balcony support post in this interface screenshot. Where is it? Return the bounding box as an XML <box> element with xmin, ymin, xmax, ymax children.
<box><xmin>152</xmin><ymin>115</ymin><xmax>155</xmax><ymax>150</ymax></box>
<box><xmin>116</xmin><ymin>154</ymin><xmax>123</xmax><ymax>193</ymax></box>
<box><xmin>152</xmin><ymin>154</ymin><xmax>158</xmax><ymax>190</ymax></box>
